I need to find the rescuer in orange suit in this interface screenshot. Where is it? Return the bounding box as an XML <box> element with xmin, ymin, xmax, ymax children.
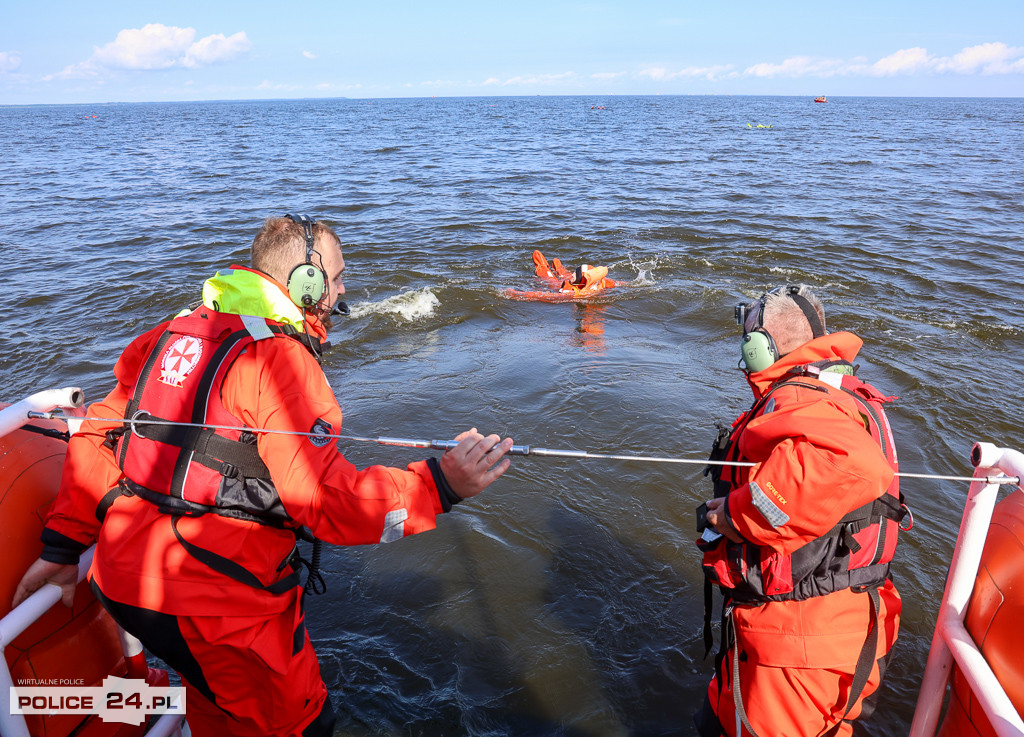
<box><xmin>13</xmin><ymin>215</ymin><xmax>514</xmax><ymax>737</ymax></box>
<box><xmin>695</xmin><ymin>285</ymin><xmax>904</xmax><ymax>737</ymax></box>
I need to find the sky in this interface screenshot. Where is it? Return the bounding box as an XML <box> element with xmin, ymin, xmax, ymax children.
<box><xmin>2</xmin><ymin>0</ymin><xmax>1022</xmax><ymax>105</ymax></box>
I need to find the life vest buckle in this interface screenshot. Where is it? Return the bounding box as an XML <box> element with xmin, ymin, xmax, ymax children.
<box><xmin>220</xmin><ymin>461</ymin><xmax>241</xmax><ymax>479</ymax></box>
<box><xmin>103</xmin><ymin>426</ymin><xmax>128</xmax><ymax>449</ymax></box>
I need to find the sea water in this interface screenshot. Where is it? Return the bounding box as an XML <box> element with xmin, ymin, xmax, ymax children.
<box><xmin>2</xmin><ymin>95</ymin><xmax>1023</xmax><ymax>736</ymax></box>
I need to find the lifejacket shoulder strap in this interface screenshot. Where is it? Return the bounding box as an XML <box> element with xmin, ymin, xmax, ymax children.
<box><xmin>268</xmin><ymin>321</ymin><xmax>330</xmax><ymax>356</ymax></box>
<box><xmin>118</xmin><ymin>311</ymin><xmax>307</xmax><ymax>489</ymax></box>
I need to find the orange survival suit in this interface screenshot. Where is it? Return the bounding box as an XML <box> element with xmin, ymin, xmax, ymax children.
<box><xmin>695</xmin><ymin>332</ymin><xmax>903</xmax><ymax>737</ymax></box>
<box><xmin>37</xmin><ymin>267</ymin><xmax>464</xmax><ymax>737</ymax></box>
<box><xmin>532</xmin><ymin>250</ymin><xmax>616</xmax><ymax>295</ymax></box>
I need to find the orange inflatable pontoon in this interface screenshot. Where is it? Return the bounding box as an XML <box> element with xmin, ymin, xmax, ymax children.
<box><xmin>1</xmin><ymin>408</ymin><xmax>169</xmax><ymax>737</ymax></box>
<box><xmin>935</xmin><ymin>484</ymin><xmax>1024</xmax><ymax>737</ymax></box>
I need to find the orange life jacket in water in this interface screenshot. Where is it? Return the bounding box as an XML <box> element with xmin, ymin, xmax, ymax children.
<box><xmin>558</xmin><ymin>265</ymin><xmax>615</xmax><ymax>295</ymax></box>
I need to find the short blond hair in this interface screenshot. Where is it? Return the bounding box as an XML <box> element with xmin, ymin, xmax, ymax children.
<box><xmin>250</xmin><ymin>216</ymin><xmax>341</xmax><ymax>283</ymax></box>
<box><xmin>760</xmin><ymin>285</ymin><xmax>826</xmax><ymax>355</ymax></box>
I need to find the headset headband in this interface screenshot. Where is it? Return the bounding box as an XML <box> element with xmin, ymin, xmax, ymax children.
<box><xmin>735</xmin><ymin>285</ymin><xmax>825</xmax><ymax>373</ymax></box>
<box><xmin>285</xmin><ymin>213</ymin><xmax>316</xmax><ymax>263</ymax></box>
<box><xmin>283</xmin><ymin>213</ymin><xmax>328</xmax><ymax>311</ymax></box>
<box><xmin>780</xmin><ymin>286</ymin><xmax>825</xmax><ymax>338</ymax></box>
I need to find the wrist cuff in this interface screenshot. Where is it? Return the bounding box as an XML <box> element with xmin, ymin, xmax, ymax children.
<box><xmin>426</xmin><ymin>456</ymin><xmax>462</xmax><ymax>513</ymax></box>
<box><xmin>40</xmin><ymin>528</ymin><xmax>88</xmax><ymax>565</ymax></box>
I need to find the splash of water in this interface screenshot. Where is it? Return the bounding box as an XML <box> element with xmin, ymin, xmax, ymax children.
<box><xmin>349</xmin><ymin>288</ymin><xmax>440</xmax><ymax>321</ymax></box>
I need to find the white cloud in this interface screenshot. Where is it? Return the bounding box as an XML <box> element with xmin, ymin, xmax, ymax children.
<box><xmin>257</xmin><ymin>80</ymin><xmax>301</xmax><ymax>91</ymax></box>
<box><xmin>420</xmin><ymin>79</ymin><xmax>459</xmax><ymax>88</ymax></box>
<box><xmin>183</xmin><ymin>32</ymin><xmax>250</xmax><ymax>68</ymax></box>
<box><xmin>936</xmin><ymin>42</ymin><xmax>1024</xmax><ymax>75</ymax></box>
<box><xmin>0</xmin><ymin>51</ymin><xmax>21</xmax><ymax>73</ymax></box>
<box><xmin>638</xmin><ymin>67</ymin><xmax>668</xmax><ymax>81</ymax></box>
<box><xmin>93</xmin><ymin>24</ymin><xmax>196</xmax><ymax>69</ymax></box>
<box><xmin>502</xmin><ymin>71</ymin><xmax>575</xmax><ymax>86</ymax></box>
<box><xmin>870</xmin><ymin>47</ymin><xmax>931</xmax><ymax>77</ymax></box>
<box><xmin>742</xmin><ymin>43</ymin><xmax>1024</xmax><ymax>81</ymax></box>
<box><xmin>745</xmin><ymin>56</ymin><xmax>845</xmax><ymax>78</ymax></box>
<box><xmin>48</xmin><ymin>24</ymin><xmax>249</xmax><ymax>80</ymax></box>
<box><xmin>640</xmin><ymin>64</ymin><xmax>736</xmax><ymax>82</ymax></box>
<box><xmin>303</xmin><ymin>50</ymin><xmax>316</xmax><ymax>60</ymax></box>
<box><xmin>314</xmin><ymin>81</ymin><xmax>362</xmax><ymax>91</ymax></box>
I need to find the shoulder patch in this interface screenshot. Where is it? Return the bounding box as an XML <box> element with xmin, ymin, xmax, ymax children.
<box><xmin>308</xmin><ymin>418</ymin><xmax>334</xmax><ymax>447</ymax></box>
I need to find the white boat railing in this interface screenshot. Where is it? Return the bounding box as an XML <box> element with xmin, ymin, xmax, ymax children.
<box><xmin>910</xmin><ymin>442</ymin><xmax>1024</xmax><ymax>737</ymax></box>
<box><xmin>0</xmin><ymin>387</ymin><xmax>84</xmax><ymax>437</ymax></box>
<box><xmin>0</xmin><ymin>547</ymin><xmax>187</xmax><ymax>737</ymax></box>
<box><xmin>0</xmin><ymin>390</ymin><xmax>187</xmax><ymax>737</ymax></box>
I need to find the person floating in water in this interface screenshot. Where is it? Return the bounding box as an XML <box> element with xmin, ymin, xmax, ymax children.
<box><xmin>501</xmin><ymin>251</ymin><xmax>618</xmax><ymax>302</ymax></box>
<box><xmin>532</xmin><ymin>250</ymin><xmax>616</xmax><ymax>297</ymax></box>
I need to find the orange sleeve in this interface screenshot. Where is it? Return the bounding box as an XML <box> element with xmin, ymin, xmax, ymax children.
<box><xmin>224</xmin><ymin>338</ymin><xmax>445</xmax><ymax>546</ymax></box>
<box><xmin>726</xmin><ymin>385</ymin><xmax>894</xmax><ymax>556</ymax></box>
<box><xmin>44</xmin><ymin>323</ymin><xmax>169</xmax><ymax>547</ymax></box>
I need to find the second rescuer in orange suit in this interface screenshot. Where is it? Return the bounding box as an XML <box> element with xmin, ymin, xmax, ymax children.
<box><xmin>13</xmin><ymin>216</ymin><xmax>514</xmax><ymax>736</ymax></box>
<box><xmin>695</xmin><ymin>285</ymin><xmax>903</xmax><ymax>737</ymax></box>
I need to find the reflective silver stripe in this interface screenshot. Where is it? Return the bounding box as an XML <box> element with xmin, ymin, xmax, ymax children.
<box><xmin>817</xmin><ymin>371</ymin><xmax>844</xmax><ymax>389</ymax></box>
<box><xmin>379</xmin><ymin>509</ymin><xmax>408</xmax><ymax>543</ymax></box>
<box><xmin>240</xmin><ymin>314</ymin><xmax>274</xmax><ymax>341</ymax></box>
<box><xmin>750</xmin><ymin>481</ymin><xmax>790</xmax><ymax>528</ymax></box>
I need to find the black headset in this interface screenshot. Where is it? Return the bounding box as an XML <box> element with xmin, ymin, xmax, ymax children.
<box><xmin>736</xmin><ymin>285</ymin><xmax>825</xmax><ymax>372</ymax></box>
<box><xmin>284</xmin><ymin>214</ymin><xmax>328</xmax><ymax>309</ymax></box>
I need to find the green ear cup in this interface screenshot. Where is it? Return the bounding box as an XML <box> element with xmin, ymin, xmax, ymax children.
<box><xmin>741</xmin><ymin>331</ymin><xmax>779</xmax><ymax>372</ymax></box>
<box><xmin>287</xmin><ymin>264</ymin><xmax>327</xmax><ymax>308</ymax></box>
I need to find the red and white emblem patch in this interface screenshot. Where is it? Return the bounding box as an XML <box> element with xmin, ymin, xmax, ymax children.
<box><xmin>158</xmin><ymin>336</ymin><xmax>204</xmax><ymax>387</ymax></box>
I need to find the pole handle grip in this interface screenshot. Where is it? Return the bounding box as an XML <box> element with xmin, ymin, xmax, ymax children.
<box><xmin>427</xmin><ymin>440</ymin><xmax>533</xmax><ymax>455</ymax></box>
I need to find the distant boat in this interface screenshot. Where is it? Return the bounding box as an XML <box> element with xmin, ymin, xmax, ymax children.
<box><xmin>814</xmin><ymin>96</ymin><xmax>828</xmax><ymax>103</ymax></box>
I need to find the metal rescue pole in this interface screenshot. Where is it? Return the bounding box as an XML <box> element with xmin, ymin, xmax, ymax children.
<box><xmin>20</xmin><ymin>411</ymin><xmax>1023</xmax><ymax>484</ymax></box>
<box><xmin>909</xmin><ymin>443</ymin><xmax>1024</xmax><ymax>737</ymax></box>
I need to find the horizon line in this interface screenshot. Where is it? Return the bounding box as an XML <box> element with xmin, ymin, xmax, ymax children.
<box><xmin>4</xmin><ymin>91</ymin><xmax>1023</xmax><ymax>108</ymax></box>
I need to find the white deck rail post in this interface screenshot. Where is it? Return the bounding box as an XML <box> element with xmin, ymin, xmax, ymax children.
<box><xmin>0</xmin><ymin>550</ymin><xmax>94</xmax><ymax>737</ymax></box>
<box><xmin>909</xmin><ymin>443</ymin><xmax>1024</xmax><ymax>737</ymax></box>
<box><xmin>0</xmin><ymin>388</ymin><xmax>84</xmax><ymax>437</ymax></box>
